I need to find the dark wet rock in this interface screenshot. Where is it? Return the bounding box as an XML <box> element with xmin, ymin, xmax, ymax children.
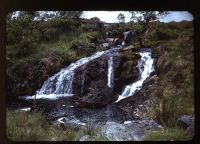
<box><xmin>177</xmin><ymin>115</ymin><xmax>194</xmax><ymax>129</ymax></box>
<box><xmin>98</xmin><ymin>120</ymin><xmax>163</xmax><ymax>141</ymax></box>
<box><xmin>177</xmin><ymin>115</ymin><xmax>194</xmax><ymax>139</ymax></box>
<box><xmin>143</xmin><ymin>74</ymin><xmax>158</xmax><ymax>86</ymax></box>
<box><xmin>73</xmin><ymin>55</ymin><xmax>108</xmax><ymax>97</ymax></box>
<box><xmin>45</xmin><ymin>100</ymin><xmax>133</xmax><ymax>128</ymax></box>
<box><xmin>115</xmin><ymin>90</ymin><xmax>148</xmax><ymax>118</ymax></box>
<box><xmin>75</xmin><ymin>104</ymin><xmax>132</xmax><ymax>125</ymax></box>
<box><xmin>186</xmin><ymin>124</ymin><xmax>194</xmax><ymax>140</ymax></box>
<box><xmin>76</xmin><ymin>80</ymin><xmax>118</xmax><ymax>108</ymax></box>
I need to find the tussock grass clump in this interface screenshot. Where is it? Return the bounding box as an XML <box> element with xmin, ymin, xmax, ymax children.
<box><xmin>144</xmin><ymin>127</ymin><xmax>187</xmax><ymax>141</ymax></box>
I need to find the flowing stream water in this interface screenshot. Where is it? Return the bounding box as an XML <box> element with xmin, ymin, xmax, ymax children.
<box><xmin>115</xmin><ymin>50</ymin><xmax>154</xmax><ymax>102</ymax></box>
<box><xmin>24</xmin><ymin>47</ymin><xmax>121</xmax><ymax>100</ymax></box>
<box><xmin>107</xmin><ymin>56</ymin><xmax>114</xmax><ymax>89</ymax></box>
<box><xmin>17</xmin><ymin>47</ymin><xmax>156</xmax><ymax>139</ymax></box>
<box><xmin>22</xmin><ymin>46</ymin><xmax>154</xmax><ymax>103</ymax></box>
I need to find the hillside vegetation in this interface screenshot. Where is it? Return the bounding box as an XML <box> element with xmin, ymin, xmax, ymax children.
<box><xmin>6</xmin><ymin>12</ymin><xmax>105</xmax><ymax>101</ymax></box>
<box><xmin>6</xmin><ymin>11</ymin><xmax>194</xmax><ymax>141</ymax></box>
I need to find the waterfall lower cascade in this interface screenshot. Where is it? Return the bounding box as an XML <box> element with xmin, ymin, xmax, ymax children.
<box><xmin>24</xmin><ymin>47</ymin><xmax>122</xmax><ymax>100</ymax></box>
<box><xmin>116</xmin><ymin>50</ymin><xmax>154</xmax><ymax>102</ymax></box>
<box><xmin>107</xmin><ymin>56</ymin><xmax>114</xmax><ymax>88</ymax></box>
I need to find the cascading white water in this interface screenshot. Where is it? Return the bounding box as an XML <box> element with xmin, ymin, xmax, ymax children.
<box><xmin>24</xmin><ymin>47</ymin><xmax>122</xmax><ymax>100</ymax></box>
<box><xmin>107</xmin><ymin>56</ymin><xmax>114</xmax><ymax>88</ymax></box>
<box><xmin>116</xmin><ymin>50</ymin><xmax>154</xmax><ymax>102</ymax></box>
<box><xmin>24</xmin><ymin>51</ymin><xmax>107</xmax><ymax>100</ymax></box>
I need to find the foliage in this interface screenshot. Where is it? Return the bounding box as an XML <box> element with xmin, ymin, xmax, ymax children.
<box><xmin>56</xmin><ymin>11</ymin><xmax>83</xmax><ymax>19</ymax></box>
<box><xmin>6</xmin><ymin>11</ymin><xmax>105</xmax><ymax>99</ymax></box>
<box><xmin>71</xmin><ymin>32</ymin><xmax>101</xmax><ymax>50</ymax></box>
<box><xmin>117</xmin><ymin>13</ymin><xmax>125</xmax><ymax>23</ymax></box>
<box><xmin>129</xmin><ymin>11</ymin><xmax>169</xmax><ymax>47</ymax></box>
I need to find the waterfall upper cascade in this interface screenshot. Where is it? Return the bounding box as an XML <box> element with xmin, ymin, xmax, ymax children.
<box><xmin>116</xmin><ymin>50</ymin><xmax>154</xmax><ymax>102</ymax></box>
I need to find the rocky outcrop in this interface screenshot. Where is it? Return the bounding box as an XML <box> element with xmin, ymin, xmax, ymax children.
<box><xmin>73</xmin><ymin>55</ymin><xmax>108</xmax><ymax>97</ymax></box>
<box><xmin>98</xmin><ymin>120</ymin><xmax>163</xmax><ymax>141</ymax></box>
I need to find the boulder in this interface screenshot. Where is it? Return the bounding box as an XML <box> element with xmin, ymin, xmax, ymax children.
<box><xmin>98</xmin><ymin>120</ymin><xmax>162</xmax><ymax>141</ymax></box>
<box><xmin>177</xmin><ymin>115</ymin><xmax>194</xmax><ymax>139</ymax></box>
<box><xmin>177</xmin><ymin>115</ymin><xmax>194</xmax><ymax>129</ymax></box>
<box><xmin>52</xmin><ymin>117</ymin><xmax>86</xmax><ymax>130</ymax></box>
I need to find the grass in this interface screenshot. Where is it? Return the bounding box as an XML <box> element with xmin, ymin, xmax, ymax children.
<box><xmin>6</xmin><ymin>109</ymin><xmax>107</xmax><ymax>141</ymax></box>
<box><xmin>143</xmin><ymin>21</ymin><xmax>194</xmax><ymax>128</ymax></box>
<box><xmin>144</xmin><ymin>127</ymin><xmax>188</xmax><ymax>141</ymax></box>
<box><xmin>6</xmin><ymin>30</ymin><xmax>103</xmax><ymax>98</ymax></box>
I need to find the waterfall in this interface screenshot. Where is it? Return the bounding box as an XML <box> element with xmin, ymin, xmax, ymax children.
<box><xmin>116</xmin><ymin>50</ymin><xmax>154</xmax><ymax>102</ymax></box>
<box><xmin>24</xmin><ymin>51</ymin><xmax>107</xmax><ymax>100</ymax></box>
<box><xmin>23</xmin><ymin>47</ymin><xmax>122</xmax><ymax>100</ymax></box>
<box><xmin>107</xmin><ymin>56</ymin><xmax>114</xmax><ymax>88</ymax></box>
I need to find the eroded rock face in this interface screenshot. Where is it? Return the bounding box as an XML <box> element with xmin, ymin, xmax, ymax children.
<box><xmin>98</xmin><ymin>120</ymin><xmax>163</xmax><ymax>141</ymax></box>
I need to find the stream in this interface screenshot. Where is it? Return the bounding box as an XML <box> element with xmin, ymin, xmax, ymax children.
<box><xmin>13</xmin><ymin>46</ymin><xmax>159</xmax><ymax>141</ymax></box>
